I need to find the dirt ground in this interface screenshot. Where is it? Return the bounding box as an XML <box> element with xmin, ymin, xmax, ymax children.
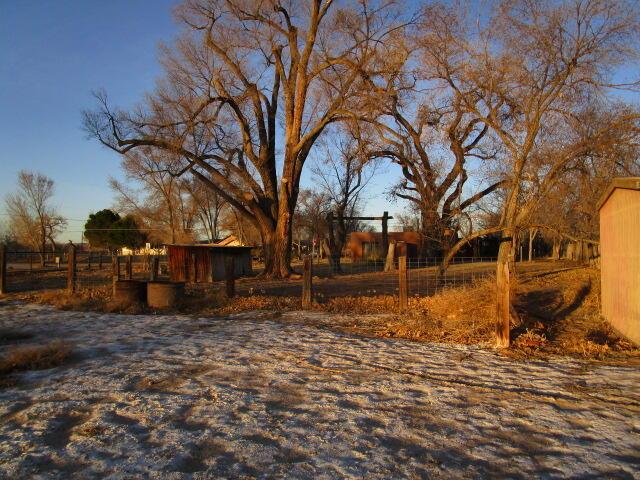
<box><xmin>0</xmin><ymin>302</ymin><xmax>639</xmax><ymax>478</ymax></box>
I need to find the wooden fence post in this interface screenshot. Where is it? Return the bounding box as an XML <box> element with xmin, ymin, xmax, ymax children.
<box><xmin>398</xmin><ymin>255</ymin><xmax>408</xmax><ymax>311</ymax></box>
<box><xmin>67</xmin><ymin>243</ymin><xmax>77</xmax><ymax>293</ymax></box>
<box><xmin>381</xmin><ymin>211</ymin><xmax>389</xmax><ymax>261</ymax></box>
<box><xmin>225</xmin><ymin>256</ymin><xmax>235</xmax><ymax>298</ymax></box>
<box><xmin>126</xmin><ymin>255</ymin><xmax>133</xmax><ymax>280</ymax></box>
<box><xmin>112</xmin><ymin>254</ymin><xmax>120</xmax><ymax>294</ymax></box>
<box><xmin>302</xmin><ymin>255</ymin><xmax>313</xmax><ymax>309</ymax></box>
<box><xmin>0</xmin><ymin>244</ymin><xmax>7</xmax><ymax>295</ymax></box>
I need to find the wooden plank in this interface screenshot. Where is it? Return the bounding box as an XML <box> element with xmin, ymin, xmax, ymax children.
<box><xmin>302</xmin><ymin>255</ymin><xmax>313</xmax><ymax>309</ymax></box>
<box><xmin>225</xmin><ymin>256</ymin><xmax>235</xmax><ymax>298</ymax></box>
<box><xmin>191</xmin><ymin>252</ymin><xmax>197</xmax><ymax>283</ymax></box>
<box><xmin>67</xmin><ymin>243</ymin><xmax>77</xmax><ymax>293</ymax></box>
<box><xmin>600</xmin><ymin>188</ymin><xmax>640</xmax><ymax>345</ymax></box>
<box><xmin>0</xmin><ymin>244</ymin><xmax>6</xmax><ymax>295</ymax></box>
<box><xmin>150</xmin><ymin>256</ymin><xmax>160</xmax><ymax>281</ymax></box>
<box><xmin>183</xmin><ymin>254</ymin><xmax>189</xmax><ymax>283</ymax></box>
<box><xmin>398</xmin><ymin>255</ymin><xmax>408</xmax><ymax>311</ymax></box>
<box><xmin>126</xmin><ymin>255</ymin><xmax>133</xmax><ymax>280</ymax></box>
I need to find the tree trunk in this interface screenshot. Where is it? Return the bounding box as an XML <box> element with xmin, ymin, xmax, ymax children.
<box><xmin>40</xmin><ymin>234</ymin><xmax>46</xmax><ymax>267</ymax></box>
<box><xmin>258</xmin><ymin>200</ymin><xmax>296</xmax><ymax>278</ymax></box>
<box><xmin>327</xmin><ymin>211</ymin><xmax>347</xmax><ymax>273</ymax></box>
<box><xmin>384</xmin><ymin>241</ymin><xmax>396</xmax><ymax>272</ymax></box>
<box><xmin>419</xmin><ymin>208</ymin><xmax>446</xmax><ymax>258</ymax></box>
<box><xmin>518</xmin><ymin>231</ymin><xmax>523</xmax><ymax>262</ymax></box>
<box><xmin>495</xmin><ymin>232</ymin><xmax>514</xmax><ymax>348</ymax></box>
<box><xmin>528</xmin><ymin>227</ymin><xmax>537</xmax><ymax>262</ymax></box>
<box><xmin>552</xmin><ymin>237</ymin><xmax>561</xmax><ymax>260</ymax></box>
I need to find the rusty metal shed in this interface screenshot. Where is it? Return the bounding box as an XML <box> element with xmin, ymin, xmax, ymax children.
<box><xmin>166</xmin><ymin>244</ymin><xmax>253</xmax><ymax>283</ymax></box>
<box><xmin>597</xmin><ymin>177</ymin><xmax>640</xmax><ymax>345</ymax></box>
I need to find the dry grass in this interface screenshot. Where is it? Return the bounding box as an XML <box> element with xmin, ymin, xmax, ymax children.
<box><xmin>311</xmin><ymin>277</ymin><xmax>497</xmax><ymax>344</ymax></box>
<box><xmin>512</xmin><ymin>267</ymin><xmax>639</xmax><ymax>360</ymax></box>
<box><xmin>17</xmin><ymin>287</ymin><xmax>112</xmax><ymax>312</ymax></box>
<box><xmin>217</xmin><ymin>295</ymin><xmax>300</xmax><ymax>314</ymax></box>
<box><xmin>554</xmin><ymin>321</ymin><xmax>635</xmax><ymax>359</ymax></box>
<box><xmin>0</xmin><ymin>341</ymin><xmax>71</xmax><ymax>376</ymax></box>
<box><xmin>5</xmin><ymin>265</ymin><xmax>638</xmax><ymax>361</ymax></box>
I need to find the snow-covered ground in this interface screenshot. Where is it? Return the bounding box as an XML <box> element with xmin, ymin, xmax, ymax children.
<box><xmin>0</xmin><ymin>302</ymin><xmax>639</xmax><ymax>479</ymax></box>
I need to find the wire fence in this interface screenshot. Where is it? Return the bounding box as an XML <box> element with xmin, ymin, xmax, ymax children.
<box><xmin>230</xmin><ymin>257</ymin><xmax>498</xmax><ymax>299</ymax></box>
<box><xmin>3</xmin><ymin>250</ymin><xmax>505</xmax><ymax>300</ymax></box>
<box><xmin>3</xmin><ymin>251</ymin><xmax>169</xmax><ymax>292</ymax></box>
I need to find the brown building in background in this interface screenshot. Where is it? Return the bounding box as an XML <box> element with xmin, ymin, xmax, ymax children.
<box><xmin>347</xmin><ymin>232</ymin><xmax>422</xmax><ymax>261</ymax></box>
<box><xmin>598</xmin><ymin>177</ymin><xmax>640</xmax><ymax>345</ymax></box>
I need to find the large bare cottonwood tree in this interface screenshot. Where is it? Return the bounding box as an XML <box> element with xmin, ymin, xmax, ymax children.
<box><xmin>342</xmin><ymin>20</ymin><xmax>505</xmax><ymax>257</ymax></box>
<box><xmin>367</xmin><ymin>95</ymin><xmax>504</xmax><ymax>257</ymax></box>
<box><xmin>422</xmin><ymin>0</ymin><xmax>640</xmax><ymax>346</ymax></box>
<box><xmin>84</xmin><ymin>0</ymin><xmax>411</xmax><ymax>277</ymax></box>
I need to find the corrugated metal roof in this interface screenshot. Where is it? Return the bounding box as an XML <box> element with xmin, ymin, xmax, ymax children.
<box><xmin>164</xmin><ymin>243</ymin><xmax>253</xmax><ymax>249</ymax></box>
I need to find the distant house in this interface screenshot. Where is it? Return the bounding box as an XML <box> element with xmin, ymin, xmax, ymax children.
<box><xmin>597</xmin><ymin>177</ymin><xmax>640</xmax><ymax>345</ymax></box>
<box><xmin>166</xmin><ymin>243</ymin><xmax>253</xmax><ymax>282</ymax></box>
<box><xmin>347</xmin><ymin>232</ymin><xmax>422</xmax><ymax>261</ymax></box>
<box><xmin>215</xmin><ymin>235</ymin><xmax>245</xmax><ymax>247</ymax></box>
<box><xmin>120</xmin><ymin>243</ymin><xmax>166</xmax><ymax>256</ymax></box>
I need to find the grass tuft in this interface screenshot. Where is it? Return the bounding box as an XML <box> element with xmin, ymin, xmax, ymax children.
<box><xmin>0</xmin><ymin>341</ymin><xmax>71</xmax><ymax>375</ymax></box>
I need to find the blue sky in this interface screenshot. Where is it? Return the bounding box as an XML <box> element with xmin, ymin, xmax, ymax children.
<box><xmin>0</xmin><ymin>0</ymin><xmax>401</xmax><ymax>241</ymax></box>
<box><xmin>1</xmin><ymin>1</ymin><xmax>638</xmax><ymax>242</ymax></box>
<box><xmin>0</xmin><ymin>0</ymin><xmax>180</xmax><ymax>241</ymax></box>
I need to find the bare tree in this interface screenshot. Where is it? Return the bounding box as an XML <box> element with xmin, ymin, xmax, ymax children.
<box><xmin>362</xmin><ymin>86</ymin><xmax>505</xmax><ymax>256</ymax></box>
<box><xmin>84</xmin><ymin>0</ymin><xmax>413</xmax><ymax>278</ymax></box>
<box><xmin>422</xmin><ymin>0</ymin><xmax>640</xmax><ymax>346</ymax></box>
<box><xmin>110</xmin><ymin>148</ymin><xmax>199</xmax><ymax>244</ymax></box>
<box><xmin>531</xmin><ymin>117</ymin><xmax>640</xmax><ymax>259</ymax></box>
<box><xmin>295</xmin><ymin>189</ymin><xmax>332</xmax><ymax>258</ymax></box>
<box><xmin>312</xmin><ymin>133</ymin><xmax>376</xmax><ymax>271</ymax></box>
<box><xmin>183</xmin><ymin>177</ymin><xmax>227</xmax><ymax>242</ymax></box>
<box><xmin>5</xmin><ymin>171</ymin><xmax>67</xmax><ymax>264</ymax></box>
<box><xmin>394</xmin><ymin>204</ymin><xmax>422</xmax><ymax>232</ymax></box>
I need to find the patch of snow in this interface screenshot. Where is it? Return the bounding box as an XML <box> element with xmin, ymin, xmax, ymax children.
<box><xmin>0</xmin><ymin>302</ymin><xmax>638</xmax><ymax>478</ymax></box>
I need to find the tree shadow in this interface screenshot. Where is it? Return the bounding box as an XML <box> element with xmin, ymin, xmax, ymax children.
<box><xmin>514</xmin><ymin>280</ymin><xmax>592</xmax><ymax>341</ymax></box>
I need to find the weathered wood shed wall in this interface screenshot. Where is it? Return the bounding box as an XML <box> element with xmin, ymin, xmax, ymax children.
<box><xmin>167</xmin><ymin>244</ymin><xmax>253</xmax><ymax>283</ymax></box>
<box><xmin>598</xmin><ymin>177</ymin><xmax>640</xmax><ymax>345</ymax></box>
